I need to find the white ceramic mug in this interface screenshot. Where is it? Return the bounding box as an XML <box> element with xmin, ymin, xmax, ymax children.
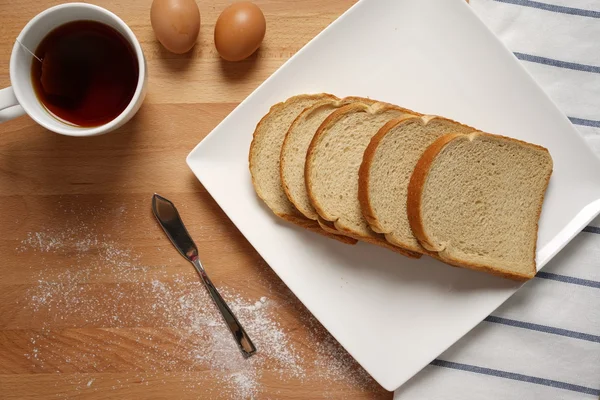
<box><xmin>0</xmin><ymin>3</ymin><xmax>147</xmax><ymax>136</ymax></box>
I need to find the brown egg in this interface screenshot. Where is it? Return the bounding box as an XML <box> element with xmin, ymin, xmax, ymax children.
<box><xmin>214</xmin><ymin>2</ymin><xmax>266</xmax><ymax>62</ymax></box>
<box><xmin>151</xmin><ymin>0</ymin><xmax>201</xmax><ymax>54</ymax></box>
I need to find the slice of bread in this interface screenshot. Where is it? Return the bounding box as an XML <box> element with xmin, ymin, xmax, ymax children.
<box><xmin>306</xmin><ymin>102</ymin><xmax>421</xmax><ymax>257</ymax></box>
<box><xmin>407</xmin><ymin>132</ymin><xmax>553</xmax><ymax>280</ymax></box>
<box><xmin>249</xmin><ymin>93</ymin><xmax>357</xmax><ymax>244</ymax></box>
<box><xmin>280</xmin><ymin>97</ymin><xmax>375</xmax><ymax>221</ymax></box>
<box><xmin>359</xmin><ymin>115</ymin><xmax>475</xmax><ymax>253</ymax></box>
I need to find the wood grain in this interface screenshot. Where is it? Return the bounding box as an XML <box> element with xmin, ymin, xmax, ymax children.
<box><xmin>0</xmin><ymin>0</ymin><xmax>392</xmax><ymax>398</ymax></box>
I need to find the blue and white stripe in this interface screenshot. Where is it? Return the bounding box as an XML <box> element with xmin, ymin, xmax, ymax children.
<box><xmin>396</xmin><ymin>0</ymin><xmax>600</xmax><ymax>398</ymax></box>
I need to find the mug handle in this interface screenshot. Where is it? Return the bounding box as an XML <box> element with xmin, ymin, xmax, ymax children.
<box><xmin>0</xmin><ymin>87</ymin><xmax>26</xmax><ymax>122</ymax></box>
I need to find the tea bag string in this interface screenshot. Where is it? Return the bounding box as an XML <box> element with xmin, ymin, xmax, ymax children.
<box><xmin>16</xmin><ymin>39</ymin><xmax>42</xmax><ymax>63</ymax></box>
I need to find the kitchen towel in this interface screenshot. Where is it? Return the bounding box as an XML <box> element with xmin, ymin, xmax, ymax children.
<box><xmin>395</xmin><ymin>0</ymin><xmax>600</xmax><ymax>399</ymax></box>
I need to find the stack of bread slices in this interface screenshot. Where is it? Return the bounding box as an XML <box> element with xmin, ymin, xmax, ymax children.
<box><xmin>249</xmin><ymin>94</ymin><xmax>553</xmax><ymax>281</ymax></box>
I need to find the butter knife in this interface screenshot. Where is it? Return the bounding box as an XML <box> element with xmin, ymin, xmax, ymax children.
<box><xmin>151</xmin><ymin>193</ymin><xmax>256</xmax><ymax>358</ymax></box>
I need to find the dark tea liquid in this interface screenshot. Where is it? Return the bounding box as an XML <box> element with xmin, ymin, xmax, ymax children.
<box><xmin>31</xmin><ymin>21</ymin><xmax>139</xmax><ymax>127</ymax></box>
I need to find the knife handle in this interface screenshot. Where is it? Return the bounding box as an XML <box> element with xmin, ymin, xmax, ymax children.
<box><xmin>191</xmin><ymin>259</ymin><xmax>257</xmax><ymax>358</ymax></box>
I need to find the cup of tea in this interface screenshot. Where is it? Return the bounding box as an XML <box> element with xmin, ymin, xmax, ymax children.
<box><xmin>0</xmin><ymin>3</ymin><xmax>147</xmax><ymax>136</ymax></box>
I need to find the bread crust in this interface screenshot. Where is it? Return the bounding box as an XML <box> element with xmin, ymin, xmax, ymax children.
<box><xmin>280</xmin><ymin>213</ymin><xmax>358</xmax><ymax>244</ymax></box>
<box><xmin>315</xmin><ymin>216</ymin><xmax>417</xmax><ymax>256</ymax></box>
<box><xmin>358</xmin><ymin>116</ymin><xmax>421</xmax><ymax>235</ymax></box>
<box><xmin>281</xmin><ymin>97</ymin><xmax>345</xmax><ymax>220</ymax></box>
<box><xmin>407</xmin><ymin>133</ymin><xmax>471</xmax><ymax>252</ymax></box>
<box><xmin>359</xmin><ymin>115</ymin><xmax>476</xmax><ymax>254</ymax></box>
<box><xmin>249</xmin><ymin>93</ymin><xmax>357</xmax><ymax>245</ymax></box>
<box><xmin>249</xmin><ymin>93</ymin><xmax>336</xmax><ymax>220</ymax></box>
<box><xmin>406</xmin><ymin>132</ymin><xmax>553</xmax><ymax>280</ymax></box>
<box><xmin>307</xmin><ymin>103</ymin><xmax>396</xmax><ymax>223</ymax></box>
<box><xmin>305</xmin><ymin>102</ymin><xmax>422</xmax><ymax>258</ymax></box>
<box><xmin>279</xmin><ymin>97</ymin><xmax>378</xmax><ymax>240</ymax></box>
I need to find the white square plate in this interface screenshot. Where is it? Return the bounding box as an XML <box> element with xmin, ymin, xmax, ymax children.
<box><xmin>186</xmin><ymin>0</ymin><xmax>600</xmax><ymax>391</ymax></box>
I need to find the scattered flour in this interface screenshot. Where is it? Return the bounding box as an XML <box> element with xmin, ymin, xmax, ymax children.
<box><xmin>17</xmin><ymin>205</ymin><xmax>380</xmax><ymax>398</ymax></box>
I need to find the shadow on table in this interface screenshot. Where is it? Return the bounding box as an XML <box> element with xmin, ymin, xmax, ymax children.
<box><xmin>0</xmin><ymin>104</ymin><xmax>147</xmax><ymax>230</ymax></box>
<box><xmin>153</xmin><ymin>39</ymin><xmax>198</xmax><ymax>74</ymax></box>
<box><xmin>219</xmin><ymin>47</ymin><xmax>262</xmax><ymax>82</ymax></box>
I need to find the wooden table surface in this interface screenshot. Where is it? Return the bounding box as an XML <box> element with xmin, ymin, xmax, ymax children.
<box><xmin>0</xmin><ymin>0</ymin><xmax>393</xmax><ymax>398</ymax></box>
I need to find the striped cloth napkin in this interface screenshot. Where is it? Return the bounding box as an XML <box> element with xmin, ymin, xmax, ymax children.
<box><xmin>394</xmin><ymin>1</ymin><xmax>600</xmax><ymax>399</ymax></box>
